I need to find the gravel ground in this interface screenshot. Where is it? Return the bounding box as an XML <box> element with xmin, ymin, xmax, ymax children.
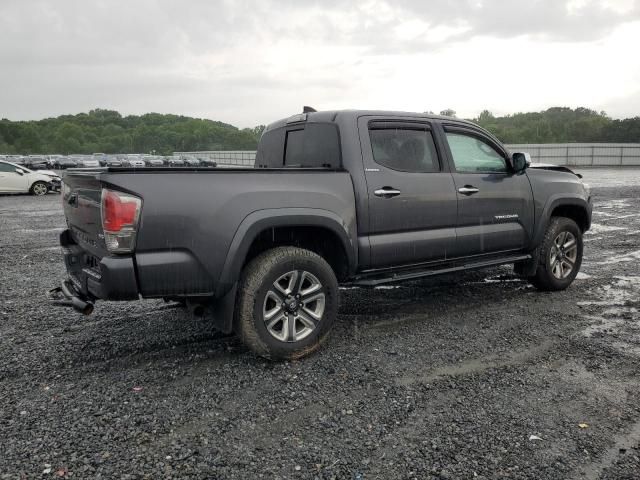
<box><xmin>1</xmin><ymin>168</ymin><xmax>639</xmax><ymax>479</ymax></box>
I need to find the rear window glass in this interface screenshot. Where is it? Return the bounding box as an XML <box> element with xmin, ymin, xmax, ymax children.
<box><xmin>257</xmin><ymin>123</ymin><xmax>341</xmax><ymax>168</ymax></box>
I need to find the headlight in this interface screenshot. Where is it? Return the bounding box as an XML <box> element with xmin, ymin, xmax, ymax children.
<box><xmin>583</xmin><ymin>182</ymin><xmax>591</xmax><ymax>197</ymax></box>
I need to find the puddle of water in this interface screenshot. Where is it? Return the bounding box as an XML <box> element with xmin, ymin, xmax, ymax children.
<box><xmin>396</xmin><ymin>340</ymin><xmax>555</xmax><ymax>386</ymax></box>
<box><xmin>614</xmin><ymin>275</ymin><xmax>640</xmax><ymax>285</ymax></box>
<box><xmin>606</xmin><ymin>214</ymin><xmax>640</xmax><ymax>220</ymax></box>
<box><xmin>578</xmin><ymin>277</ymin><xmax>639</xmax><ymax>306</ymax></box>
<box><xmin>20</xmin><ymin>227</ymin><xmax>64</xmax><ymax>233</ymax></box>
<box><xmin>598</xmin><ymin>199</ymin><xmax>631</xmax><ymax>209</ymax></box>
<box><xmin>15</xmin><ymin>209</ymin><xmax>63</xmax><ymax>217</ymax></box>
<box><xmin>602</xmin><ymin>306</ymin><xmax>638</xmax><ymax>316</ymax></box>
<box><xmin>587</xmin><ymin>224</ymin><xmax>626</xmax><ymax>235</ymax></box>
<box><xmin>483</xmin><ymin>278</ymin><xmax>523</xmax><ymax>283</ymax></box>
<box><xmin>582</xmin><ymin>315</ymin><xmax>626</xmax><ymax>336</ymax></box>
<box><xmin>595</xmin><ymin>251</ymin><xmax>640</xmax><ymax>265</ymax></box>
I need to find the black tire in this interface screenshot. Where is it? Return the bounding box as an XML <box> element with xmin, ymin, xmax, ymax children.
<box><xmin>529</xmin><ymin>216</ymin><xmax>583</xmax><ymax>291</ymax></box>
<box><xmin>235</xmin><ymin>246</ymin><xmax>339</xmax><ymax>360</ymax></box>
<box><xmin>29</xmin><ymin>181</ymin><xmax>48</xmax><ymax>196</ymax></box>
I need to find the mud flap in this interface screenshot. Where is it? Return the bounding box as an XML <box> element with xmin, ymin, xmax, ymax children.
<box><xmin>207</xmin><ymin>283</ymin><xmax>238</xmax><ymax>334</ymax></box>
<box><xmin>514</xmin><ymin>248</ymin><xmax>540</xmax><ymax>277</ymax></box>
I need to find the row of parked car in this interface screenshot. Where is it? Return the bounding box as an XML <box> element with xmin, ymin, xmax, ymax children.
<box><xmin>0</xmin><ymin>154</ymin><xmax>217</xmax><ymax>170</ymax></box>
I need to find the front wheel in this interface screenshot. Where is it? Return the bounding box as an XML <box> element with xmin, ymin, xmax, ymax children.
<box><xmin>529</xmin><ymin>216</ymin><xmax>583</xmax><ymax>291</ymax></box>
<box><xmin>235</xmin><ymin>247</ymin><xmax>339</xmax><ymax>360</ymax></box>
<box><xmin>30</xmin><ymin>181</ymin><xmax>48</xmax><ymax>196</ymax></box>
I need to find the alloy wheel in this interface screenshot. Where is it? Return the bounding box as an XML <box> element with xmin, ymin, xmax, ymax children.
<box><xmin>550</xmin><ymin>231</ymin><xmax>578</xmax><ymax>279</ymax></box>
<box><xmin>262</xmin><ymin>270</ymin><xmax>326</xmax><ymax>342</ymax></box>
<box><xmin>33</xmin><ymin>183</ymin><xmax>48</xmax><ymax>196</ymax></box>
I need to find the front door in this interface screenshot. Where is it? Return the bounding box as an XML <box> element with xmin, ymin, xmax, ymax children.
<box><xmin>441</xmin><ymin>126</ymin><xmax>534</xmax><ymax>257</ymax></box>
<box><xmin>358</xmin><ymin>117</ymin><xmax>458</xmax><ymax>268</ymax></box>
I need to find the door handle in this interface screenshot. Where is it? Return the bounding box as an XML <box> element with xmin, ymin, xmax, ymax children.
<box><xmin>458</xmin><ymin>186</ymin><xmax>479</xmax><ymax>195</ymax></box>
<box><xmin>374</xmin><ymin>187</ymin><xmax>401</xmax><ymax>198</ymax></box>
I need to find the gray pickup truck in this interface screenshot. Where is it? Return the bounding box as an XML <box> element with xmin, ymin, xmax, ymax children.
<box><xmin>52</xmin><ymin>109</ymin><xmax>592</xmax><ymax>360</ymax></box>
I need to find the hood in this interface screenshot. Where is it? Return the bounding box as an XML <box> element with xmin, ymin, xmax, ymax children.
<box><xmin>35</xmin><ymin>169</ymin><xmax>61</xmax><ymax>179</ymax></box>
<box><xmin>529</xmin><ymin>163</ymin><xmax>582</xmax><ymax>179</ymax></box>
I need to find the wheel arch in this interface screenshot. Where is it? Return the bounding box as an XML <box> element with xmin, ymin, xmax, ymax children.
<box><xmin>532</xmin><ymin>195</ymin><xmax>591</xmax><ymax>248</ymax></box>
<box><xmin>215</xmin><ymin>208</ymin><xmax>357</xmax><ymax>297</ymax></box>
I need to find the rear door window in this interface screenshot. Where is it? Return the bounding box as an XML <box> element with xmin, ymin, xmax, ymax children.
<box><xmin>368</xmin><ymin>127</ymin><xmax>440</xmax><ymax>173</ymax></box>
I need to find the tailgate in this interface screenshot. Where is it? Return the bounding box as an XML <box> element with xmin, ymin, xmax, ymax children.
<box><xmin>61</xmin><ymin>170</ymin><xmax>109</xmax><ymax>258</ymax></box>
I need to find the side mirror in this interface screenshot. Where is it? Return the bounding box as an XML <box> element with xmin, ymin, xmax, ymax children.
<box><xmin>511</xmin><ymin>152</ymin><xmax>531</xmax><ymax>173</ymax></box>
<box><xmin>15</xmin><ymin>168</ymin><xmax>24</xmax><ymax>175</ymax></box>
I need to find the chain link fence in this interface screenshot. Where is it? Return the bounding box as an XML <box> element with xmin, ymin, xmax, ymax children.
<box><xmin>174</xmin><ymin>151</ymin><xmax>256</xmax><ymax>168</ymax></box>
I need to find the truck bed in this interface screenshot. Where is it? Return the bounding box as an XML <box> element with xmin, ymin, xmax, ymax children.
<box><xmin>61</xmin><ymin>168</ymin><xmax>357</xmax><ymax>301</ymax></box>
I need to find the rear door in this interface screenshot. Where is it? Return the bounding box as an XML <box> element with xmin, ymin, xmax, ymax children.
<box><xmin>358</xmin><ymin>117</ymin><xmax>458</xmax><ymax>268</ymax></box>
<box><xmin>440</xmin><ymin>124</ymin><xmax>534</xmax><ymax>257</ymax></box>
<box><xmin>0</xmin><ymin>162</ymin><xmax>28</xmax><ymax>192</ymax></box>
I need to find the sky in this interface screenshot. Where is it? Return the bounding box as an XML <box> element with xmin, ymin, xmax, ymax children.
<box><xmin>1</xmin><ymin>0</ymin><xmax>640</xmax><ymax>128</ymax></box>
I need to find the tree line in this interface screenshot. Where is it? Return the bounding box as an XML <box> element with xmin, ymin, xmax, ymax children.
<box><xmin>437</xmin><ymin>107</ymin><xmax>639</xmax><ymax>144</ymax></box>
<box><xmin>1</xmin><ymin>107</ymin><xmax>639</xmax><ymax>155</ymax></box>
<box><xmin>0</xmin><ymin>109</ymin><xmax>265</xmax><ymax>155</ymax></box>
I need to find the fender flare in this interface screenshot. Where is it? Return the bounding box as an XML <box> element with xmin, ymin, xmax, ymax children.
<box><xmin>531</xmin><ymin>194</ymin><xmax>592</xmax><ymax>248</ymax></box>
<box><xmin>215</xmin><ymin>208</ymin><xmax>357</xmax><ymax>297</ymax></box>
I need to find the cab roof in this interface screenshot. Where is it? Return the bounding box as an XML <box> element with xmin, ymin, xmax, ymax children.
<box><xmin>264</xmin><ymin>109</ymin><xmax>481</xmax><ymax>132</ymax></box>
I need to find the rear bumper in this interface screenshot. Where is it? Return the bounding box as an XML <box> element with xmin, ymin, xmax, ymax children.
<box><xmin>60</xmin><ymin>229</ymin><xmax>139</xmax><ymax>301</ymax></box>
<box><xmin>58</xmin><ymin>229</ymin><xmax>215</xmax><ymax>301</ymax></box>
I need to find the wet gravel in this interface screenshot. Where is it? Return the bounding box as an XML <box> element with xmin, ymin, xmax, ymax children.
<box><xmin>1</xmin><ymin>168</ymin><xmax>639</xmax><ymax>479</ymax></box>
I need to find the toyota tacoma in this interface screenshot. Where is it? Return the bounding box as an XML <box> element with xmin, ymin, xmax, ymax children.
<box><xmin>51</xmin><ymin>109</ymin><xmax>592</xmax><ymax>360</ymax></box>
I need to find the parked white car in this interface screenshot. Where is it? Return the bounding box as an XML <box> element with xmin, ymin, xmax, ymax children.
<box><xmin>0</xmin><ymin>160</ymin><xmax>57</xmax><ymax>195</ymax></box>
<box><xmin>123</xmin><ymin>158</ymin><xmax>146</xmax><ymax>168</ymax></box>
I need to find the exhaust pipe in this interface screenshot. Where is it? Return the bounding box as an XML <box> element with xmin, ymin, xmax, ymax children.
<box><xmin>187</xmin><ymin>300</ymin><xmax>206</xmax><ymax>317</ymax></box>
<box><xmin>49</xmin><ymin>280</ymin><xmax>95</xmax><ymax>316</ymax></box>
<box><xmin>69</xmin><ymin>296</ymin><xmax>94</xmax><ymax>315</ymax></box>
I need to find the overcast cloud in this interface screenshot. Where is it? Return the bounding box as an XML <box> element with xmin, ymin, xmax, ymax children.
<box><xmin>1</xmin><ymin>0</ymin><xmax>639</xmax><ymax>127</ymax></box>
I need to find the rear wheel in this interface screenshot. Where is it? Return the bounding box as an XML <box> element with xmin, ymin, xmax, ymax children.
<box><xmin>30</xmin><ymin>181</ymin><xmax>48</xmax><ymax>196</ymax></box>
<box><xmin>235</xmin><ymin>247</ymin><xmax>338</xmax><ymax>360</ymax></box>
<box><xmin>529</xmin><ymin>216</ymin><xmax>583</xmax><ymax>291</ymax></box>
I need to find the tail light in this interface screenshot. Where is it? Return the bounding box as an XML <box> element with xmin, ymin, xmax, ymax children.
<box><xmin>101</xmin><ymin>188</ymin><xmax>142</xmax><ymax>253</ymax></box>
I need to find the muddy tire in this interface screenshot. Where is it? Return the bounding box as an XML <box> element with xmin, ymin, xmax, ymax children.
<box><xmin>529</xmin><ymin>216</ymin><xmax>583</xmax><ymax>291</ymax></box>
<box><xmin>235</xmin><ymin>247</ymin><xmax>339</xmax><ymax>361</ymax></box>
<box><xmin>30</xmin><ymin>181</ymin><xmax>48</xmax><ymax>196</ymax></box>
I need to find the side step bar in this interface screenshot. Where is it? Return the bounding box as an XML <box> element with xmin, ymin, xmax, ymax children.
<box><xmin>351</xmin><ymin>254</ymin><xmax>532</xmax><ymax>287</ymax></box>
<box><xmin>48</xmin><ymin>279</ymin><xmax>95</xmax><ymax>315</ymax></box>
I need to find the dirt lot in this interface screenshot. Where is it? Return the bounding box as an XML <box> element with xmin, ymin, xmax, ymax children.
<box><xmin>1</xmin><ymin>168</ymin><xmax>639</xmax><ymax>479</ymax></box>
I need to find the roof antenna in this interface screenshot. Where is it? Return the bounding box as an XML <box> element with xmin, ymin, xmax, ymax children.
<box><xmin>303</xmin><ymin>106</ymin><xmax>317</xmax><ymax>113</ymax></box>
